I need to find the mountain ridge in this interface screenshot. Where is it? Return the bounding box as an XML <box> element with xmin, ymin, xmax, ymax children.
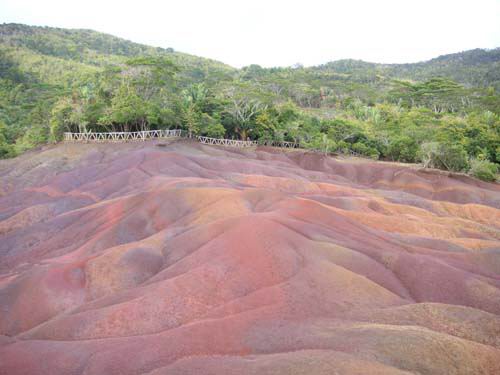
<box><xmin>2</xmin><ymin>23</ymin><xmax>499</xmax><ymax>73</ymax></box>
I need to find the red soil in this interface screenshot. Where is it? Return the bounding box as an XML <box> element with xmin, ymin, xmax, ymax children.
<box><xmin>1</xmin><ymin>140</ymin><xmax>499</xmax><ymax>374</ymax></box>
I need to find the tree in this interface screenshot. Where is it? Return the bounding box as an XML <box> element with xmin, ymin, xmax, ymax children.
<box><xmin>226</xmin><ymin>97</ymin><xmax>265</xmax><ymax>140</ymax></box>
<box><xmin>180</xmin><ymin>91</ymin><xmax>201</xmax><ymax>137</ymax></box>
<box><xmin>49</xmin><ymin>97</ymin><xmax>75</xmax><ymax>141</ymax></box>
<box><xmin>99</xmin><ymin>84</ymin><xmax>150</xmax><ymax>132</ymax></box>
<box><xmin>420</xmin><ymin>142</ymin><xmax>441</xmax><ymax>169</ymax></box>
<box><xmin>204</xmin><ymin>122</ymin><xmax>226</xmax><ymax>138</ymax></box>
<box><xmin>389</xmin><ymin>78</ymin><xmax>468</xmax><ymax>113</ymax></box>
<box><xmin>179</xmin><ymin>84</ymin><xmax>222</xmax><ymax>137</ymax></box>
<box><xmin>123</xmin><ymin>57</ymin><xmax>178</xmax><ymax>101</ymax></box>
<box><xmin>253</xmin><ymin>110</ymin><xmax>278</xmax><ymax>140</ymax></box>
<box><xmin>325</xmin><ymin>118</ymin><xmax>363</xmax><ymax>143</ymax></box>
<box><xmin>387</xmin><ymin>136</ymin><xmax>419</xmax><ymax>162</ymax></box>
<box><xmin>184</xmin><ymin>83</ymin><xmax>209</xmax><ymax>107</ymax></box>
<box><xmin>420</xmin><ymin>142</ymin><xmax>469</xmax><ymax>172</ymax></box>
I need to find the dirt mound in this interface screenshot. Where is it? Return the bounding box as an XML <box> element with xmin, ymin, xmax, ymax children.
<box><xmin>1</xmin><ymin>140</ymin><xmax>499</xmax><ymax>374</ymax></box>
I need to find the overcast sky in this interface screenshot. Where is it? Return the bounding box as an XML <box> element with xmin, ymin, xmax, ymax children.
<box><xmin>1</xmin><ymin>0</ymin><xmax>499</xmax><ymax>67</ymax></box>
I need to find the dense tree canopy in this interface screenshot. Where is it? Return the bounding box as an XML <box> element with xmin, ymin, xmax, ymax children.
<box><xmin>0</xmin><ymin>23</ymin><xmax>499</xmax><ymax>180</ymax></box>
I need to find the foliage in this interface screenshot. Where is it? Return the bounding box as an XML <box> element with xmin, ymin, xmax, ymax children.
<box><xmin>225</xmin><ymin>97</ymin><xmax>266</xmax><ymax>140</ymax></box>
<box><xmin>419</xmin><ymin>142</ymin><xmax>469</xmax><ymax>172</ymax></box>
<box><xmin>469</xmin><ymin>158</ymin><xmax>498</xmax><ymax>182</ymax></box>
<box><xmin>305</xmin><ymin>133</ymin><xmax>336</xmax><ymax>155</ymax></box>
<box><xmin>0</xmin><ymin>120</ymin><xmax>15</xmax><ymax>157</ymax></box>
<box><xmin>204</xmin><ymin>121</ymin><xmax>226</xmax><ymax>138</ymax></box>
<box><xmin>386</xmin><ymin>136</ymin><xmax>419</xmax><ymax>163</ymax></box>
<box><xmin>0</xmin><ymin>23</ymin><xmax>499</xmax><ymax>178</ymax></box>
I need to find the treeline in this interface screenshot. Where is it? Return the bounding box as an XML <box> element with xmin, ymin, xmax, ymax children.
<box><xmin>0</xmin><ymin>24</ymin><xmax>499</xmax><ymax>181</ymax></box>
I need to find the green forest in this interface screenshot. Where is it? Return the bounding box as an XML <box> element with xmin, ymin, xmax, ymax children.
<box><xmin>1</xmin><ymin>23</ymin><xmax>499</xmax><ymax>180</ymax></box>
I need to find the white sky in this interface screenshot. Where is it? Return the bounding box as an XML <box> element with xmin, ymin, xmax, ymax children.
<box><xmin>1</xmin><ymin>0</ymin><xmax>499</xmax><ymax>67</ymax></box>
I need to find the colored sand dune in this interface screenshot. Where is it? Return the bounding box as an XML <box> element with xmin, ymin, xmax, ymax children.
<box><xmin>1</xmin><ymin>140</ymin><xmax>499</xmax><ymax>374</ymax></box>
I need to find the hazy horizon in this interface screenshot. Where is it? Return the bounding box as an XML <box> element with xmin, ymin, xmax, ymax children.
<box><xmin>1</xmin><ymin>0</ymin><xmax>500</xmax><ymax>68</ymax></box>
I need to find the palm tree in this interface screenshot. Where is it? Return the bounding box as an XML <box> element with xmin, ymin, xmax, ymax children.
<box><xmin>227</xmin><ymin>98</ymin><xmax>265</xmax><ymax>140</ymax></box>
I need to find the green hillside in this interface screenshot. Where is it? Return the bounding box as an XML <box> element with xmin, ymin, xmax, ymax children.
<box><xmin>0</xmin><ymin>23</ymin><xmax>499</xmax><ymax>180</ymax></box>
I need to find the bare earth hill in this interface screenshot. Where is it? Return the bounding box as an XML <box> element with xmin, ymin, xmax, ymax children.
<box><xmin>1</xmin><ymin>140</ymin><xmax>500</xmax><ymax>374</ymax></box>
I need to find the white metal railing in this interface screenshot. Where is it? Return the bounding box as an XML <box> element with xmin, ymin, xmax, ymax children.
<box><xmin>197</xmin><ymin>136</ymin><xmax>258</xmax><ymax>148</ymax></box>
<box><xmin>258</xmin><ymin>140</ymin><xmax>300</xmax><ymax>148</ymax></box>
<box><xmin>62</xmin><ymin>130</ymin><xmax>367</xmax><ymax>158</ymax></box>
<box><xmin>63</xmin><ymin>129</ymin><xmax>183</xmax><ymax>142</ymax></box>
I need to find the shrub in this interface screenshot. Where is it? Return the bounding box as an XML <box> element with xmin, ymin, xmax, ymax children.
<box><xmin>438</xmin><ymin>143</ymin><xmax>469</xmax><ymax>172</ymax></box>
<box><xmin>306</xmin><ymin>134</ymin><xmax>336</xmax><ymax>154</ymax></box>
<box><xmin>469</xmin><ymin>159</ymin><xmax>498</xmax><ymax>182</ymax></box>
<box><xmin>0</xmin><ymin>122</ymin><xmax>16</xmax><ymax>158</ymax></box>
<box><xmin>352</xmin><ymin>142</ymin><xmax>379</xmax><ymax>159</ymax></box>
<box><xmin>419</xmin><ymin>142</ymin><xmax>468</xmax><ymax>172</ymax></box>
<box><xmin>14</xmin><ymin>124</ymin><xmax>50</xmax><ymax>154</ymax></box>
<box><xmin>387</xmin><ymin>136</ymin><xmax>419</xmax><ymax>162</ymax></box>
<box><xmin>336</xmin><ymin>140</ymin><xmax>350</xmax><ymax>153</ymax></box>
<box><xmin>204</xmin><ymin>123</ymin><xmax>226</xmax><ymax>138</ymax></box>
<box><xmin>0</xmin><ymin>139</ymin><xmax>15</xmax><ymax>158</ymax></box>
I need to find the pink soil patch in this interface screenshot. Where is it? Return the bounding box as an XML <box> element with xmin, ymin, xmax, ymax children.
<box><xmin>1</xmin><ymin>141</ymin><xmax>499</xmax><ymax>374</ymax></box>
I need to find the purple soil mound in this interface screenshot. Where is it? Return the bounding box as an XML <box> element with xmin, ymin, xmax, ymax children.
<box><xmin>1</xmin><ymin>140</ymin><xmax>500</xmax><ymax>374</ymax></box>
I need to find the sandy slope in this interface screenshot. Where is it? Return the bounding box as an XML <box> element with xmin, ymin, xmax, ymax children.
<box><xmin>0</xmin><ymin>140</ymin><xmax>499</xmax><ymax>375</ymax></box>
